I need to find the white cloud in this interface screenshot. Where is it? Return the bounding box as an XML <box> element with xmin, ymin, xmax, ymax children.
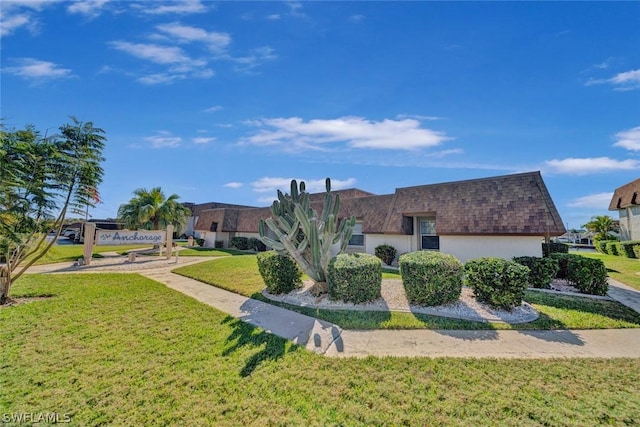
<box><xmin>145</xmin><ymin>131</ymin><xmax>181</xmax><ymax>148</ymax></box>
<box><xmin>587</xmin><ymin>68</ymin><xmax>640</xmax><ymax>91</ymax></box>
<box><xmin>251</xmin><ymin>177</ymin><xmax>357</xmax><ymax>194</ymax></box>
<box><xmin>4</xmin><ymin>58</ymin><xmax>73</xmax><ymax>81</ymax></box>
<box><xmin>155</xmin><ymin>22</ymin><xmax>231</xmax><ymax>53</ymax></box>
<box><xmin>67</xmin><ymin>0</ymin><xmax>111</xmax><ymax>18</ymax></box>
<box><xmin>0</xmin><ymin>0</ymin><xmax>50</xmax><ymax>36</ymax></box>
<box><xmin>267</xmin><ymin>14</ymin><xmax>281</xmax><ymax>20</ymax></box>
<box><xmin>242</xmin><ymin>116</ymin><xmax>450</xmax><ymax>151</ymax></box>
<box><xmin>193</xmin><ymin>137</ymin><xmax>215</xmax><ymax>145</ymax></box>
<box><xmin>286</xmin><ymin>1</ymin><xmax>305</xmax><ymax>18</ymax></box>
<box><xmin>349</xmin><ymin>14</ymin><xmax>364</xmax><ymax>23</ymax></box>
<box><xmin>109</xmin><ymin>41</ymin><xmax>213</xmax><ymax>84</ymax></box>
<box><xmin>204</xmin><ymin>105</ymin><xmax>223</xmax><ymax>113</ymax></box>
<box><xmin>0</xmin><ymin>12</ymin><xmax>31</xmax><ymax>36</ymax></box>
<box><xmin>231</xmin><ymin>46</ymin><xmax>277</xmax><ymax>73</ymax></box>
<box><xmin>396</xmin><ymin>114</ymin><xmax>444</xmax><ymax>121</ymax></box>
<box><xmin>109</xmin><ymin>41</ymin><xmax>192</xmax><ymax>64</ymax></box>
<box><xmin>544</xmin><ymin>157</ymin><xmax>640</xmax><ymax>174</ymax></box>
<box><xmin>137</xmin><ymin>0</ymin><xmax>207</xmax><ymax>15</ymax></box>
<box><xmin>613</xmin><ymin>126</ymin><xmax>640</xmax><ymax>151</ymax></box>
<box><xmin>567</xmin><ymin>193</ymin><xmax>614</xmax><ymax>208</ymax></box>
<box><xmin>224</xmin><ymin>182</ymin><xmax>244</xmax><ymax>189</ymax></box>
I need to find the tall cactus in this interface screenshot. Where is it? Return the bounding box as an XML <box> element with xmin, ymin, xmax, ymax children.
<box><xmin>259</xmin><ymin>178</ymin><xmax>356</xmax><ymax>294</ymax></box>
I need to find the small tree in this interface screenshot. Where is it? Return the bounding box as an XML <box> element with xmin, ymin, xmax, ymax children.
<box><xmin>258</xmin><ymin>178</ymin><xmax>355</xmax><ymax>295</ymax></box>
<box><xmin>1</xmin><ymin>117</ymin><xmax>106</xmax><ymax>304</ymax></box>
<box><xmin>583</xmin><ymin>215</ymin><xmax>618</xmax><ymax>241</ymax></box>
<box><xmin>117</xmin><ymin>187</ymin><xmax>190</xmax><ymax>231</ymax></box>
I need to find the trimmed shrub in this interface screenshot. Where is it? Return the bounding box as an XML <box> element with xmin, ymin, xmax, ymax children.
<box><xmin>634</xmin><ymin>244</ymin><xmax>640</xmax><ymax>259</ymax></box>
<box><xmin>374</xmin><ymin>244</ymin><xmax>397</xmax><ymax>266</ymax></box>
<box><xmin>617</xmin><ymin>241</ymin><xmax>640</xmax><ymax>258</ymax></box>
<box><xmin>247</xmin><ymin>237</ymin><xmax>267</xmax><ymax>252</ymax></box>
<box><xmin>464</xmin><ymin>258</ymin><xmax>529</xmax><ymax>311</ymax></box>
<box><xmin>195</xmin><ymin>238</ymin><xmax>205</xmax><ymax>247</ymax></box>
<box><xmin>513</xmin><ymin>256</ymin><xmax>559</xmax><ymax>289</ymax></box>
<box><xmin>328</xmin><ymin>253</ymin><xmax>382</xmax><ymax>304</ymax></box>
<box><xmin>257</xmin><ymin>251</ymin><xmax>302</xmax><ymax>295</ymax></box>
<box><xmin>542</xmin><ymin>242</ymin><xmax>569</xmax><ymax>257</ymax></box>
<box><xmin>549</xmin><ymin>253</ymin><xmax>574</xmax><ymax>279</ymax></box>
<box><xmin>595</xmin><ymin>240</ymin><xmax>609</xmax><ymax>254</ymax></box>
<box><xmin>399</xmin><ymin>251</ymin><xmax>463</xmax><ymax>306</ymax></box>
<box><xmin>605</xmin><ymin>241</ymin><xmax>619</xmax><ymax>256</ymax></box>
<box><xmin>567</xmin><ymin>256</ymin><xmax>608</xmax><ymax>296</ymax></box>
<box><xmin>214</xmin><ymin>240</ymin><xmax>224</xmax><ymax>248</ymax></box>
<box><xmin>230</xmin><ymin>237</ymin><xmax>249</xmax><ymax>250</ymax></box>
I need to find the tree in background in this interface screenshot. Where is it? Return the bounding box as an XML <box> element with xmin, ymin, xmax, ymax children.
<box><xmin>583</xmin><ymin>215</ymin><xmax>618</xmax><ymax>241</ymax></box>
<box><xmin>117</xmin><ymin>187</ymin><xmax>190</xmax><ymax>232</ymax></box>
<box><xmin>0</xmin><ymin>117</ymin><xmax>106</xmax><ymax>304</ymax></box>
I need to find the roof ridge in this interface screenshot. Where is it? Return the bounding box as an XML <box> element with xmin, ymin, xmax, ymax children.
<box><xmin>395</xmin><ymin>171</ymin><xmax>541</xmax><ymax>192</ymax></box>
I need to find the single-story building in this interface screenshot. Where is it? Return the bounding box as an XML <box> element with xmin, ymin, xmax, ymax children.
<box><xmin>189</xmin><ymin>171</ymin><xmax>565</xmax><ymax>262</ymax></box>
<box><xmin>609</xmin><ymin>177</ymin><xmax>640</xmax><ymax>241</ymax></box>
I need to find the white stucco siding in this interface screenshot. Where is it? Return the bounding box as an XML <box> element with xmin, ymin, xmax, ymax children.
<box><xmin>622</xmin><ymin>206</ymin><xmax>640</xmax><ymax>241</ymax></box>
<box><xmin>439</xmin><ymin>236</ymin><xmax>542</xmax><ymax>262</ymax></box>
<box><xmin>364</xmin><ymin>235</ymin><xmax>415</xmax><ymax>257</ymax></box>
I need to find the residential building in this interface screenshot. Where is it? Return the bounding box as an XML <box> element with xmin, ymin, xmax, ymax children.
<box><xmin>189</xmin><ymin>171</ymin><xmax>565</xmax><ymax>262</ymax></box>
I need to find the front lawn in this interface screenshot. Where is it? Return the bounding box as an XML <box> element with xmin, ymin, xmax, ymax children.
<box><xmin>573</xmin><ymin>251</ymin><xmax>640</xmax><ymax>291</ymax></box>
<box><xmin>2</xmin><ymin>274</ymin><xmax>638</xmax><ymax>426</ymax></box>
<box><xmin>173</xmin><ymin>256</ymin><xmax>640</xmax><ymax>330</ymax></box>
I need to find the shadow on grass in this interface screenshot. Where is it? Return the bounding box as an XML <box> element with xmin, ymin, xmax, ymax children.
<box><xmin>221</xmin><ymin>315</ymin><xmax>300</xmax><ymax>377</ymax></box>
<box><xmin>525</xmin><ymin>290</ymin><xmax>640</xmax><ymax>326</ymax></box>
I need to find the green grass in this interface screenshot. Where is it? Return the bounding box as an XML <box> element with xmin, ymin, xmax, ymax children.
<box><xmin>2</xmin><ymin>274</ymin><xmax>639</xmax><ymax>426</ymax></box>
<box><xmin>574</xmin><ymin>251</ymin><xmax>640</xmax><ymax>291</ymax></box>
<box><xmin>26</xmin><ymin>244</ymin><xmax>154</xmax><ymax>265</ymax></box>
<box><xmin>176</xmin><ymin>247</ymin><xmax>249</xmax><ymax>257</ymax></box>
<box><xmin>173</xmin><ymin>256</ymin><xmax>640</xmax><ymax>330</ymax></box>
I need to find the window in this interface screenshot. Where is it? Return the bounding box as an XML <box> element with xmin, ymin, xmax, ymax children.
<box><xmin>419</xmin><ymin>218</ymin><xmax>439</xmax><ymax>250</ymax></box>
<box><xmin>210</xmin><ymin>222</ymin><xmax>218</xmax><ymax>232</ymax></box>
<box><xmin>348</xmin><ymin>222</ymin><xmax>364</xmax><ymax>246</ymax></box>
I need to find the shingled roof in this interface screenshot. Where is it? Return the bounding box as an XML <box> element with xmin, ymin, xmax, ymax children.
<box><xmin>193</xmin><ymin>171</ymin><xmax>565</xmax><ymax>236</ymax></box>
<box><xmin>609</xmin><ymin>178</ymin><xmax>640</xmax><ymax>210</ymax></box>
<box><xmin>381</xmin><ymin>171</ymin><xmax>565</xmax><ymax>235</ymax></box>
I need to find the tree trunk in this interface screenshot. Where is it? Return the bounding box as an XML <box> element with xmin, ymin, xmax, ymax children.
<box><xmin>0</xmin><ymin>266</ymin><xmax>11</xmax><ymax>305</ymax></box>
<box><xmin>309</xmin><ymin>281</ymin><xmax>328</xmax><ymax>297</ymax></box>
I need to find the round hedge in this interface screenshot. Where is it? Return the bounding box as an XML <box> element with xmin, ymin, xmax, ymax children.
<box><xmin>398</xmin><ymin>251</ymin><xmax>463</xmax><ymax>306</ymax></box>
<box><xmin>328</xmin><ymin>253</ymin><xmax>382</xmax><ymax>304</ymax></box>
<box><xmin>256</xmin><ymin>251</ymin><xmax>302</xmax><ymax>294</ymax></box>
<box><xmin>464</xmin><ymin>257</ymin><xmax>529</xmax><ymax>310</ymax></box>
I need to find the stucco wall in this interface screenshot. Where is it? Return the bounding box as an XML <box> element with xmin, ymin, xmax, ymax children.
<box><xmin>439</xmin><ymin>235</ymin><xmax>542</xmax><ymax>262</ymax></box>
<box><xmin>620</xmin><ymin>206</ymin><xmax>640</xmax><ymax>241</ymax></box>
<box><xmin>349</xmin><ymin>234</ymin><xmax>541</xmax><ymax>263</ymax></box>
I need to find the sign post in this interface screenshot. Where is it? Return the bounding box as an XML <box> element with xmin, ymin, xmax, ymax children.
<box><xmin>83</xmin><ymin>223</ymin><xmax>96</xmax><ymax>266</ymax></box>
<box><xmin>165</xmin><ymin>225</ymin><xmax>174</xmax><ymax>260</ymax></box>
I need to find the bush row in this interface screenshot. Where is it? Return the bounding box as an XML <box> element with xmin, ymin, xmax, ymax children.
<box><xmin>230</xmin><ymin>236</ymin><xmax>267</xmax><ymax>252</ymax></box>
<box><xmin>257</xmin><ymin>249</ymin><xmax>610</xmax><ymax>309</ymax></box>
<box><xmin>596</xmin><ymin>239</ymin><xmax>640</xmax><ymax>259</ymax></box>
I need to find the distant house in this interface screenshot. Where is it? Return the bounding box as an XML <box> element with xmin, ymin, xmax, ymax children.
<box><xmin>190</xmin><ymin>171</ymin><xmax>565</xmax><ymax>262</ymax></box>
<box><xmin>609</xmin><ymin>177</ymin><xmax>640</xmax><ymax>241</ymax></box>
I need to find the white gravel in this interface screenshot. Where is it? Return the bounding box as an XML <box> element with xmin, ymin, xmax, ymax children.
<box><xmin>263</xmin><ymin>279</ymin><xmax>540</xmax><ymax>324</ymax></box>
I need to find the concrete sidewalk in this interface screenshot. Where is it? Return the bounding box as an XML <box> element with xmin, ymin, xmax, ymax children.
<box><xmin>140</xmin><ymin>269</ymin><xmax>640</xmax><ymax>359</ymax></box>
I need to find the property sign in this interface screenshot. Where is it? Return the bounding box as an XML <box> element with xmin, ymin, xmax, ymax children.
<box><xmin>95</xmin><ymin>230</ymin><xmax>166</xmax><ymax>245</ymax></box>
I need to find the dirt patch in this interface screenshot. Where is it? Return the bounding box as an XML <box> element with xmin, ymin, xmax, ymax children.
<box><xmin>0</xmin><ymin>295</ymin><xmax>54</xmax><ymax>308</ymax></box>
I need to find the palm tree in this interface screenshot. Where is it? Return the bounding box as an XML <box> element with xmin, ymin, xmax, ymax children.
<box><xmin>117</xmin><ymin>187</ymin><xmax>190</xmax><ymax>231</ymax></box>
<box><xmin>583</xmin><ymin>215</ymin><xmax>617</xmax><ymax>241</ymax></box>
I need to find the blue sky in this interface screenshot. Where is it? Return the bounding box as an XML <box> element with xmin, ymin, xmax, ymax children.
<box><xmin>2</xmin><ymin>0</ymin><xmax>639</xmax><ymax>230</ymax></box>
